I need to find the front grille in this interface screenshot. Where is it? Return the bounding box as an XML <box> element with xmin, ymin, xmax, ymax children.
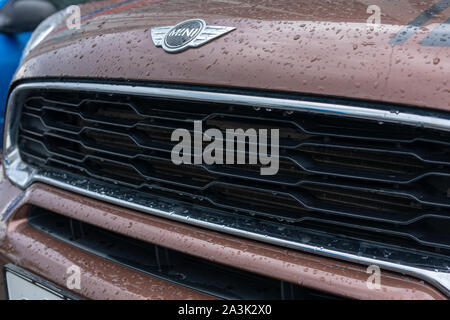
<box><xmin>28</xmin><ymin>207</ymin><xmax>340</xmax><ymax>299</ymax></box>
<box><xmin>17</xmin><ymin>86</ymin><xmax>450</xmax><ymax>262</ymax></box>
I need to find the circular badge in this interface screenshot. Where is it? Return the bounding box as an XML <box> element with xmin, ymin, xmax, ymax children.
<box><xmin>163</xmin><ymin>19</ymin><xmax>206</xmax><ymax>53</ymax></box>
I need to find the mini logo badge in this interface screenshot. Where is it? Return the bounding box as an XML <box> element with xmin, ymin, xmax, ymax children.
<box><xmin>151</xmin><ymin>19</ymin><xmax>235</xmax><ymax>53</ymax></box>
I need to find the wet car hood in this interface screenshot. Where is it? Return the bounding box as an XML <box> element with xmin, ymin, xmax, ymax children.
<box><xmin>14</xmin><ymin>0</ymin><xmax>450</xmax><ymax>111</ymax></box>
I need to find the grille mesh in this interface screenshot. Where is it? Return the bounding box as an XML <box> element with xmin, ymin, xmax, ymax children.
<box><xmin>17</xmin><ymin>88</ymin><xmax>450</xmax><ymax>256</ymax></box>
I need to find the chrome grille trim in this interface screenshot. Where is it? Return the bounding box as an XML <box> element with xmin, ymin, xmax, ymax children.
<box><xmin>4</xmin><ymin>81</ymin><xmax>450</xmax><ymax>297</ymax></box>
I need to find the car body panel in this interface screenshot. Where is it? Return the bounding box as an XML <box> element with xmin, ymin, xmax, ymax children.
<box><xmin>2</xmin><ymin>0</ymin><xmax>450</xmax><ymax>300</ymax></box>
<box><xmin>0</xmin><ymin>166</ymin><xmax>446</xmax><ymax>299</ymax></box>
<box><xmin>0</xmin><ymin>212</ymin><xmax>214</xmax><ymax>300</ymax></box>
<box><xmin>14</xmin><ymin>0</ymin><xmax>450</xmax><ymax>111</ymax></box>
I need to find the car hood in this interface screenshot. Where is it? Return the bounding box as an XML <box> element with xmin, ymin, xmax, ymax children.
<box><xmin>14</xmin><ymin>0</ymin><xmax>450</xmax><ymax>111</ymax></box>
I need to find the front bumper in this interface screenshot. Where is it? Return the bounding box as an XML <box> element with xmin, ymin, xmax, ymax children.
<box><xmin>0</xmin><ymin>163</ymin><xmax>446</xmax><ymax>300</ymax></box>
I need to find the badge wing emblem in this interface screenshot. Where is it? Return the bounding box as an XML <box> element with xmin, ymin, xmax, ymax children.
<box><xmin>151</xmin><ymin>19</ymin><xmax>235</xmax><ymax>53</ymax></box>
<box><xmin>150</xmin><ymin>26</ymin><xmax>173</xmax><ymax>47</ymax></box>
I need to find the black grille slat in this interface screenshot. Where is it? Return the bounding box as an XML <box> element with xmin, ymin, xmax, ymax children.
<box><xmin>20</xmin><ymin>123</ymin><xmax>450</xmax><ymax>187</ymax></box>
<box><xmin>17</xmin><ymin>89</ymin><xmax>450</xmax><ymax>257</ymax></box>
<box><xmin>24</xmin><ymin>96</ymin><xmax>450</xmax><ymax>160</ymax></box>
<box><xmin>20</xmin><ymin>133</ymin><xmax>450</xmax><ymax>224</ymax></box>
<box><xmin>21</xmin><ymin>103</ymin><xmax>450</xmax><ymax>185</ymax></box>
<box><xmin>19</xmin><ymin>125</ymin><xmax>450</xmax><ymax>209</ymax></box>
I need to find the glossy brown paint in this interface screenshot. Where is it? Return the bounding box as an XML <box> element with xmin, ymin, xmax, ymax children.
<box><xmin>14</xmin><ymin>0</ymin><xmax>450</xmax><ymax>111</ymax></box>
<box><xmin>2</xmin><ymin>0</ymin><xmax>450</xmax><ymax>300</ymax></box>
<box><xmin>0</xmin><ymin>165</ymin><xmax>446</xmax><ymax>299</ymax></box>
<box><xmin>1</xmin><ymin>220</ymin><xmax>215</xmax><ymax>299</ymax></box>
<box><xmin>0</xmin><ymin>166</ymin><xmax>214</xmax><ymax>300</ymax></box>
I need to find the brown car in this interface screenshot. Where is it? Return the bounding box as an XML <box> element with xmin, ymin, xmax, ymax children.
<box><xmin>1</xmin><ymin>0</ymin><xmax>449</xmax><ymax>300</ymax></box>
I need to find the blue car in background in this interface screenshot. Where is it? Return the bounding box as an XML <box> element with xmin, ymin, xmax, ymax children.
<box><xmin>0</xmin><ymin>0</ymin><xmax>94</xmax><ymax>149</ymax></box>
<box><xmin>0</xmin><ymin>0</ymin><xmax>32</xmax><ymax>149</ymax></box>
<box><xmin>1</xmin><ymin>0</ymin><xmax>87</xmax><ymax>149</ymax></box>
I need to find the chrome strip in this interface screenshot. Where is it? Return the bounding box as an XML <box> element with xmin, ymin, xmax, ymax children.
<box><xmin>4</xmin><ymin>82</ymin><xmax>450</xmax><ymax>297</ymax></box>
